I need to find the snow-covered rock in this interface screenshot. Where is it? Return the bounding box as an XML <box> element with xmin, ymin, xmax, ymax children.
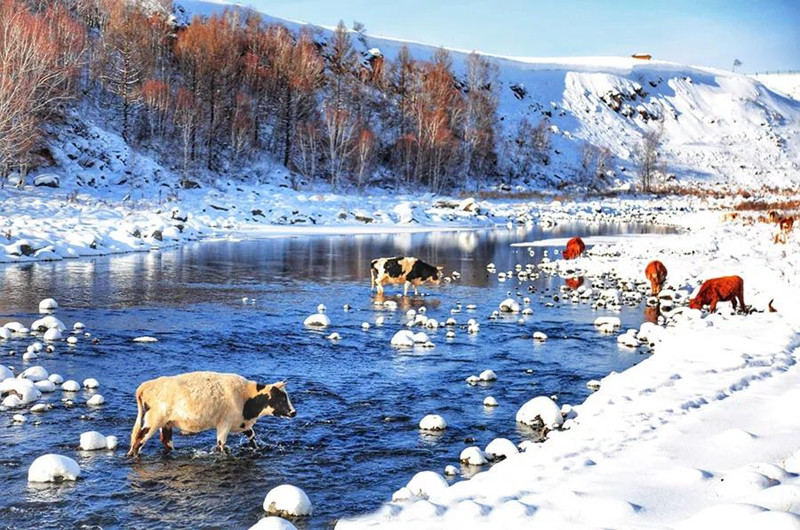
<box><xmin>479</xmin><ymin>369</ymin><xmax>497</xmax><ymax>382</ymax></box>
<box><xmin>42</xmin><ymin>328</ymin><xmax>63</xmax><ymax>341</ymax></box>
<box><xmin>83</xmin><ymin>378</ymin><xmax>99</xmax><ymax>389</ymax></box>
<box><xmin>485</xmin><ymin>438</ymin><xmax>520</xmax><ymax>461</ymax></box>
<box><xmin>499</xmin><ymin>298</ymin><xmax>520</xmax><ymax>313</ymax></box>
<box><xmin>533</xmin><ymin>331</ymin><xmax>548</xmax><ymax>342</ymax></box>
<box><xmin>248</xmin><ymin>517</ymin><xmax>298</xmax><ymax>530</ymax></box>
<box><xmin>303</xmin><ymin>313</ymin><xmax>330</xmax><ymax>328</ymax></box>
<box><xmin>19</xmin><ymin>366</ymin><xmax>49</xmax><ymax>382</ymax></box>
<box><xmin>262</xmin><ymin>484</ymin><xmax>313</xmax><ymax>517</ymax></box>
<box><xmin>459</xmin><ymin>446</ymin><xmax>489</xmax><ymax>466</ymax></box>
<box><xmin>79</xmin><ymin>431</ymin><xmax>109</xmax><ymax>451</ymax></box>
<box><xmin>38</xmin><ymin>298</ymin><xmax>58</xmax><ymax>312</ymax></box>
<box><xmin>483</xmin><ymin>396</ymin><xmax>499</xmax><ymax>407</ymax></box>
<box><xmin>61</xmin><ymin>380</ymin><xmax>80</xmax><ymax>392</ymax></box>
<box><xmin>419</xmin><ymin>414</ymin><xmax>447</xmax><ymax>431</ymax></box>
<box><xmin>391</xmin><ymin>330</ymin><xmax>415</xmax><ymax>347</ymax></box>
<box><xmin>87</xmin><ymin>394</ymin><xmax>105</xmax><ymax>406</ymax></box>
<box><xmin>28</xmin><ymin>454</ymin><xmax>80</xmax><ymax>482</ymax></box>
<box><xmin>132</xmin><ymin>336</ymin><xmax>158</xmax><ymax>343</ymax></box>
<box><xmin>406</xmin><ymin>471</ymin><xmax>448</xmax><ymax>499</ymax></box>
<box><xmin>516</xmin><ymin>396</ymin><xmax>564</xmax><ymax>429</ymax></box>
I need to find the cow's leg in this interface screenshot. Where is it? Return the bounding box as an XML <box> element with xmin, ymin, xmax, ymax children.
<box><xmin>128</xmin><ymin>397</ymin><xmax>158</xmax><ymax>457</ymax></box>
<box><xmin>215</xmin><ymin>426</ymin><xmax>231</xmax><ymax>453</ymax></box>
<box><xmin>370</xmin><ymin>268</ymin><xmax>376</xmax><ymax>290</ymax></box>
<box><xmin>243</xmin><ymin>427</ymin><xmax>257</xmax><ymax>448</ymax></box>
<box><xmin>738</xmin><ymin>289</ymin><xmax>746</xmax><ymax>313</ymax></box>
<box><xmin>377</xmin><ymin>282</ymin><xmax>384</xmax><ymax>295</ymax></box>
<box><xmin>709</xmin><ymin>299</ymin><xmax>718</xmax><ymax>313</ymax></box>
<box><xmin>403</xmin><ymin>282</ymin><xmax>410</xmax><ymax>296</ymax></box>
<box><xmin>731</xmin><ymin>296</ymin><xmax>738</xmax><ymax>311</ymax></box>
<box><xmin>159</xmin><ymin>426</ymin><xmax>174</xmax><ymax>452</ymax></box>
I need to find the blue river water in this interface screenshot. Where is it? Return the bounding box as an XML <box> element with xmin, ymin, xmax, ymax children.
<box><xmin>0</xmin><ymin>222</ymin><xmax>672</xmax><ymax>529</ymax></box>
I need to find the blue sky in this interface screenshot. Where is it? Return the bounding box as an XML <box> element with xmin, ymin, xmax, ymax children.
<box><xmin>240</xmin><ymin>0</ymin><xmax>800</xmax><ymax>72</ymax></box>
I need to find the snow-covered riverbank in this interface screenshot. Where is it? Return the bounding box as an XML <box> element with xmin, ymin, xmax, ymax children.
<box><xmin>334</xmin><ymin>205</ymin><xmax>800</xmax><ymax>529</ymax></box>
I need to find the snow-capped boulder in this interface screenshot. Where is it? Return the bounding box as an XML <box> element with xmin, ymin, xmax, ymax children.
<box><xmin>42</xmin><ymin>328</ymin><xmax>63</xmax><ymax>341</ymax></box>
<box><xmin>28</xmin><ymin>454</ymin><xmax>80</xmax><ymax>482</ymax></box>
<box><xmin>248</xmin><ymin>517</ymin><xmax>298</xmax><ymax>530</ymax></box>
<box><xmin>485</xmin><ymin>438</ymin><xmax>519</xmax><ymax>461</ymax></box>
<box><xmin>19</xmin><ymin>366</ymin><xmax>49</xmax><ymax>382</ymax></box>
<box><xmin>303</xmin><ymin>313</ymin><xmax>330</xmax><ymax>328</ymax></box>
<box><xmin>419</xmin><ymin>414</ymin><xmax>447</xmax><ymax>431</ymax></box>
<box><xmin>34</xmin><ymin>380</ymin><xmax>56</xmax><ymax>393</ymax></box>
<box><xmin>406</xmin><ymin>471</ymin><xmax>448</xmax><ymax>499</ymax></box>
<box><xmin>87</xmin><ymin>394</ymin><xmax>105</xmax><ymax>406</ymax></box>
<box><xmin>73</xmin><ymin>322</ymin><xmax>86</xmax><ymax>330</ymax></box>
<box><xmin>499</xmin><ymin>298</ymin><xmax>520</xmax><ymax>313</ymax></box>
<box><xmin>0</xmin><ymin>327</ymin><xmax>11</xmax><ymax>339</ymax></box>
<box><xmin>66</xmin><ymin>336</ymin><xmax>78</xmax><ymax>345</ymax></box>
<box><xmin>262</xmin><ymin>484</ymin><xmax>313</xmax><ymax>517</ymax></box>
<box><xmin>132</xmin><ymin>336</ymin><xmax>157</xmax><ymax>343</ymax></box>
<box><xmin>533</xmin><ymin>331</ymin><xmax>548</xmax><ymax>342</ymax></box>
<box><xmin>2</xmin><ymin>395</ymin><xmax>22</xmax><ymax>408</ymax></box>
<box><xmin>483</xmin><ymin>396</ymin><xmax>499</xmax><ymax>407</ymax></box>
<box><xmin>0</xmin><ymin>365</ymin><xmax>12</xmax><ymax>380</ymax></box>
<box><xmin>479</xmin><ymin>369</ymin><xmax>497</xmax><ymax>382</ymax></box>
<box><xmin>459</xmin><ymin>446</ymin><xmax>488</xmax><ymax>466</ymax></box>
<box><xmin>48</xmin><ymin>373</ymin><xmax>64</xmax><ymax>385</ymax></box>
<box><xmin>106</xmin><ymin>436</ymin><xmax>118</xmax><ymax>450</ymax></box>
<box><xmin>594</xmin><ymin>316</ymin><xmax>621</xmax><ymax>329</ymax></box>
<box><xmin>83</xmin><ymin>378</ymin><xmax>99</xmax><ymax>389</ymax></box>
<box><xmin>516</xmin><ymin>396</ymin><xmax>564</xmax><ymax>429</ymax></box>
<box><xmin>61</xmin><ymin>380</ymin><xmax>80</xmax><ymax>392</ymax></box>
<box><xmin>391</xmin><ymin>330</ymin><xmax>415</xmax><ymax>347</ymax></box>
<box><xmin>444</xmin><ymin>465</ymin><xmax>459</xmax><ymax>476</ymax></box>
<box><xmin>412</xmin><ymin>332</ymin><xmax>429</xmax><ymax>344</ymax></box>
<box><xmin>79</xmin><ymin>431</ymin><xmax>109</xmax><ymax>451</ymax></box>
<box><xmin>1</xmin><ymin>378</ymin><xmax>41</xmax><ymax>404</ymax></box>
<box><xmin>31</xmin><ymin>316</ymin><xmax>66</xmax><ymax>332</ymax></box>
<box><xmin>38</xmin><ymin>299</ymin><xmax>58</xmax><ymax>312</ymax></box>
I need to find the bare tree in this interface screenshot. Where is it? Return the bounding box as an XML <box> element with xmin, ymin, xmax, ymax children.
<box><xmin>636</xmin><ymin>119</ymin><xmax>664</xmax><ymax>192</ymax></box>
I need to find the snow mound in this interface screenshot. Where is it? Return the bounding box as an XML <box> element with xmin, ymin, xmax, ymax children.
<box><xmin>485</xmin><ymin>438</ymin><xmax>519</xmax><ymax>460</ymax></box>
<box><xmin>80</xmin><ymin>431</ymin><xmax>111</xmax><ymax>451</ymax></box>
<box><xmin>406</xmin><ymin>471</ymin><xmax>448</xmax><ymax>499</ymax></box>
<box><xmin>303</xmin><ymin>313</ymin><xmax>330</xmax><ymax>328</ymax></box>
<box><xmin>419</xmin><ymin>414</ymin><xmax>447</xmax><ymax>431</ymax></box>
<box><xmin>19</xmin><ymin>366</ymin><xmax>49</xmax><ymax>382</ymax></box>
<box><xmin>499</xmin><ymin>298</ymin><xmax>520</xmax><ymax>313</ymax></box>
<box><xmin>87</xmin><ymin>394</ymin><xmax>105</xmax><ymax>406</ymax></box>
<box><xmin>133</xmin><ymin>336</ymin><xmax>158</xmax><ymax>343</ymax></box>
<box><xmin>516</xmin><ymin>396</ymin><xmax>564</xmax><ymax>428</ymax></box>
<box><xmin>249</xmin><ymin>517</ymin><xmax>298</xmax><ymax>530</ymax></box>
<box><xmin>262</xmin><ymin>484</ymin><xmax>313</xmax><ymax>517</ymax></box>
<box><xmin>38</xmin><ymin>299</ymin><xmax>58</xmax><ymax>313</ymax></box>
<box><xmin>479</xmin><ymin>369</ymin><xmax>497</xmax><ymax>381</ymax></box>
<box><xmin>28</xmin><ymin>454</ymin><xmax>81</xmax><ymax>482</ymax></box>
<box><xmin>391</xmin><ymin>330</ymin><xmax>415</xmax><ymax>347</ymax></box>
<box><xmin>459</xmin><ymin>446</ymin><xmax>488</xmax><ymax>466</ymax></box>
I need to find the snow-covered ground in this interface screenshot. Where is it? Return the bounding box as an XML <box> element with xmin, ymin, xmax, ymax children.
<box><xmin>335</xmin><ymin>207</ymin><xmax>800</xmax><ymax>529</ymax></box>
<box><xmin>752</xmin><ymin>73</ymin><xmax>800</xmax><ymax>101</ymax></box>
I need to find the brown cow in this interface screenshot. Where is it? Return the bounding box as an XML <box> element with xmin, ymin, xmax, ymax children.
<box><xmin>688</xmin><ymin>275</ymin><xmax>745</xmax><ymax>313</ymax></box>
<box><xmin>562</xmin><ymin>237</ymin><xmax>586</xmax><ymax>260</ymax></box>
<box><xmin>774</xmin><ymin>216</ymin><xmax>795</xmax><ymax>244</ymax></box>
<box><xmin>644</xmin><ymin>260</ymin><xmax>668</xmax><ymax>296</ymax></box>
<box><xmin>128</xmin><ymin>372</ymin><xmax>295</xmax><ymax>456</ymax></box>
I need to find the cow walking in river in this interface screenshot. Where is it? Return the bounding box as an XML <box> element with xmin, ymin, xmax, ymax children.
<box><xmin>370</xmin><ymin>257</ymin><xmax>442</xmax><ymax>296</ymax></box>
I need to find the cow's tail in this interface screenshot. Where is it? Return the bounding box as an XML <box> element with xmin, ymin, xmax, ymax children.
<box><xmin>127</xmin><ymin>387</ymin><xmax>146</xmax><ymax>456</ymax></box>
<box><xmin>769</xmin><ymin>299</ymin><xmax>777</xmax><ymax>313</ymax></box>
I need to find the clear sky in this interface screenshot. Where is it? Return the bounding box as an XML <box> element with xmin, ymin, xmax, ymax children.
<box><xmin>241</xmin><ymin>0</ymin><xmax>800</xmax><ymax>72</ymax></box>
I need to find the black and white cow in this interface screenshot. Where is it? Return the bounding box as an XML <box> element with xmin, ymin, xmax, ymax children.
<box><xmin>370</xmin><ymin>256</ymin><xmax>443</xmax><ymax>296</ymax></box>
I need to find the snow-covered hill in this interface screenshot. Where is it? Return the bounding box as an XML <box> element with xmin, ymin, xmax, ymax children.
<box><xmin>176</xmin><ymin>0</ymin><xmax>800</xmax><ymax>190</ymax></box>
<box><xmin>751</xmin><ymin>72</ymin><xmax>800</xmax><ymax>101</ymax></box>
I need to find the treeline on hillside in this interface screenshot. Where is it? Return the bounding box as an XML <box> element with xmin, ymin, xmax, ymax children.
<box><xmin>1</xmin><ymin>0</ymin><xmax>556</xmax><ymax>191</ymax></box>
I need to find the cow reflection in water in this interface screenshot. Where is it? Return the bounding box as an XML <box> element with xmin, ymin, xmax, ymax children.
<box><xmin>564</xmin><ymin>277</ymin><xmax>584</xmax><ymax>291</ymax></box>
<box><xmin>370</xmin><ymin>293</ymin><xmax>441</xmax><ymax>311</ymax></box>
<box><xmin>644</xmin><ymin>304</ymin><xmax>660</xmax><ymax>324</ymax></box>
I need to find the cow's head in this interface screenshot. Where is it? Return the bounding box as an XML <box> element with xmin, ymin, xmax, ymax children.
<box><xmin>431</xmin><ymin>266</ymin><xmax>444</xmax><ymax>284</ymax></box>
<box><xmin>688</xmin><ymin>298</ymin><xmax>702</xmax><ymax>310</ymax></box>
<box><xmin>243</xmin><ymin>381</ymin><xmax>296</xmax><ymax>420</ymax></box>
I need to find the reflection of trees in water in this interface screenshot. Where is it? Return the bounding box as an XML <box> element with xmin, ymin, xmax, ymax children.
<box><xmin>0</xmin><ymin>222</ymin><xmax>675</xmax><ymax>311</ymax></box>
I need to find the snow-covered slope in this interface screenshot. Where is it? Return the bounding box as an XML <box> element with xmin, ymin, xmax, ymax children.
<box><xmin>176</xmin><ymin>1</ymin><xmax>800</xmax><ymax>190</ymax></box>
<box><xmin>751</xmin><ymin>73</ymin><xmax>800</xmax><ymax>101</ymax></box>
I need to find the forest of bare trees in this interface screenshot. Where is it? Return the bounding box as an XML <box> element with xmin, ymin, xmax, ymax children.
<box><xmin>0</xmin><ymin>0</ymin><xmax>555</xmax><ymax>192</ymax></box>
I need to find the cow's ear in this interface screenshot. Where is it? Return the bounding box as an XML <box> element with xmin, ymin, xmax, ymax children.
<box><xmin>436</xmin><ymin>266</ymin><xmax>444</xmax><ymax>271</ymax></box>
<box><xmin>273</xmin><ymin>381</ymin><xmax>286</xmax><ymax>389</ymax></box>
